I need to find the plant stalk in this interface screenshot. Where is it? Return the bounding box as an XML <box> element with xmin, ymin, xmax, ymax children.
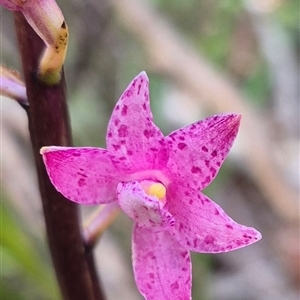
<box><xmin>14</xmin><ymin>12</ymin><xmax>105</xmax><ymax>300</ymax></box>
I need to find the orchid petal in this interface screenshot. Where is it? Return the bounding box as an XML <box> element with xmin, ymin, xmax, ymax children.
<box><xmin>168</xmin><ymin>183</ymin><xmax>261</xmax><ymax>253</ymax></box>
<box><xmin>117</xmin><ymin>181</ymin><xmax>175</xmax><ymax>232</ymax></box>
<box><xmin>166</xmin><ymin>114</ymin><xmax>240</xmax><ymax>191</ymax></box>
<box><xmin>41</xmin><ymin>146</ymin><xmax>123</xmax><ymax>204</ymax></box>
<box><xmin>106</xmin><ymin>72</ymin><xmax>168</xmax><ymax>172</ymax></box>
<box><xmin>133</xmin><ymin>225</ymin><xmax>191</xmax><ymax>300</ymax></box>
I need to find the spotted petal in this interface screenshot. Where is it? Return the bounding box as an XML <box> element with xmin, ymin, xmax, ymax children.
<box><xmin>106</xmin><ymin>72</ymin><xmax>168</xmax><ymax>172</ymax></box>
<box><xmin>166</xmin><ymin>114</ymin><xmax>240</xmax><ymax>191</ymax></box>
<box><xmin>41</xmin><ymin>146</ymin><xmax>125</xmax><ymax>204</ymax></box>
<box><xmin>168</xmin><ymin>183</ymin><xmax>262</xmax><ymax>253</ymax></box>
<box><xmin>132</xmin><ymin>225</ymin><xmax>191</xmax><ymax>300</ymax></box>
<box><xmin>117</xmin><ymin>181</ymin><xmax>175</xmax><ymax>232</ymax></box>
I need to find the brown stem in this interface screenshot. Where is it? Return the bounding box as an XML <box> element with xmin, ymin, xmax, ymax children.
<box><xmin>14</xmin><ymin>12</ymin><xmax>105</xmax><ymax>300</ymax></box>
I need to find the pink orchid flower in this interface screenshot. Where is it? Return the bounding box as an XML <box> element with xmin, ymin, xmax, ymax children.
<box><xmin>41</xmin><ymin>72</ymin><xmax>261</xmax><ymax>300</ymax></box>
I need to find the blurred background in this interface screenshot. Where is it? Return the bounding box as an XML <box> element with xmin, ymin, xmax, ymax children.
<box><xmin>1</xmin><ymin>0</ymin><xmax>299</xmax><ymax>299</ymax></box>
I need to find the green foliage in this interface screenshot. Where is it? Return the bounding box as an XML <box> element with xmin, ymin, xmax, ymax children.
<box><xmin>155</xmin><ymin>0</ymin><xmax>243</xmax><ymax>66</ymax></box>
<box><xmin>276</xmin><ymin>0</ymin><xmax>299</xmax><ymax>31</ymax></box>
<box><xmin>242</xmin><ymin>62</ymin><xmax>271</xmax><ymax>105</ymax></box>
<box><xmin>1</xmin><ymin>200</ymin><xmax>60</xmax><ymax>300</ymax></box>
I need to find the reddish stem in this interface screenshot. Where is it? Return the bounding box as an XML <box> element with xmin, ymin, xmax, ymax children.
<box><xmin>14</xmin><ymin>12</ymin><xmax>105</xmax><ymax>300</ymax></box>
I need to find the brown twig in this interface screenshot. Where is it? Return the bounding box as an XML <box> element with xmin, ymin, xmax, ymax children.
<box><xmin>14</xmin><ymin>12</ymin><xmax>105</xmax><ymax>300</ymax></box>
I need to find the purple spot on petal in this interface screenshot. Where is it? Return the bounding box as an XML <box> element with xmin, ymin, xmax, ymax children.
<box><xmin>243</xmin><ymin>234</ymin><xmax>253</xmax><ymax>239</ymax></box>
<box><xmin>121</xmin><ymin>105</ymin><xmax>128</xmax><ymax>116</ymax></box>
<box><xmin>211</xmin><ymin>150</ymin><xmax>217</xmax><ymax>157</ymax></box>
<box><xmin>179</xmin><ymin>223</ymin><xmax>184</xmax><ymax>231</ymax></box>
<box><xmin>216</xmin><ymin>161</ymin><xmax>221</xmax><ymax>166</ymax></box>
<box><xmin>137</xmin><ymin>83</ymin><xmax>142</xmax><ymax>94</ymax></box>
<box><xmin>146</xmin><ymin>283</ymin><xmax>152</xmax><ymax>289</ymax></box>
<box><xmin>201</xmin><ymin>176</ymin><xmax>211</xmax><ymax>187</ymax></box>
<box><xmin>193</xmin><ymin>239</ymin><xmax>198</xmax><ymax>248</ymax></box>
<box><xmin>226</xmin><ymin>224</ymin><xmax>233</xmax><ymax>229</ymax></box>
<box><xmin>236</xmin><ymin>240</ymin><xmax>243</xmax><ymax>246</ymax></box>
<box><xmin>72</xmin><ymin>152</ymin><xmax>81</xmax><ymax>157</ymax></box>
<box><xmin>178</xmin><ymin>143</ymin><xmax>187</xmax><ymax>150</ymax></box>
<box><xmin>204</xmin><ymin>235</ymin><xmax>215</xmax><ymax>244</ymax></box>
<box><xmin>127</xmin><ymin>150</ymin><xmax>133</xmax><ymax>155</ymax></box>
<box><xmin>124</xmin><ymin>89</ymin><xmax>133</xmax><ymax>98</ymax></box>
<box><xmin>113</xmin><ymin>144</ymin><xmax>121</xmax><ymax>150</ymax></box>
<box><xmin>210</xmin><ymin>167</ymin><xmax>216</xmax><ymax>177</ymax></box>
<box><xmin>142</xmin><ymin>102</ymin><xmax>147</xmax><ymax>110</ymax></box>
<box><xmin>205</xmin><ymin>160</ymin><xmax>210</xmax><ymax>167</ymax></box>
<box><xmin>189</xmin><ymin>199</ymin><xmax>193</xmax><ymax>205</ymax></box>
<box><xmin>202</xmin><ymin>146</ymin><xmax>208</xmax><ymax>152</ymax></box>
<box><xmin>191</xmin><ymin>166</ymin><xmax>201</xmax><ymax>173</ymax></box>
<box><xmin>179</xmin><ymin>136</ymin><xmax>185</xmax><ymax>141</ymax></box>
<box><xmin>118</xmin><ymin>124</ymin><xmax>128</xmax><ymax>137</ymax></box>
<box><xmin>78</xmin><ymin>178</ymin><xmax>86</xmax><ymax>187</ymax></box>
<box><xmin>108</xmin><ymin>131</ymin><xmax>112</xmax><ymax>138</ymax></box>
<box><xmin>115</xmin><ymin>105</ymin><xmax>120</xmax><ymax>111</ymax></box>
<box><xmin>77</xmin><ymin>172</ymin><xmax>87</xmax><ymax>178</ymax></box>
<box><xmin>171</xmin><ymin>281</ymin><xmax>179</xmax><ymax>290</ymax></box>
<box><xmin>214</xmin><ymin>208</ymin><xmax>220</xmax><ymax>215</ymax></box>
<box><xmin>114</xmin><ymin>119</ymin><xmax>120</xmax><ymax>126</ymax></box>
<box><xmin>144</xmin><ymin>129</ymin><xmax>154</xmax><ymax>138</ymax></box>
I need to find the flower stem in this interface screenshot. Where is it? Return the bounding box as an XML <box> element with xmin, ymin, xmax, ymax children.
<box><xmin>14</xmin><ymin>12</ymin><xmax>105</xmax><ymax>300</ymax></box>
<box><xmin>83</xmin><ymin>203</ymin><xmax>121</xmax><ymax>249</ymax></box>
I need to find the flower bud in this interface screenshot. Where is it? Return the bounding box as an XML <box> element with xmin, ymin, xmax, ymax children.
<box><xmin>0</xmin><ymin>66</ymin><xmax>28</xmax><ymax>106</ymax></box>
